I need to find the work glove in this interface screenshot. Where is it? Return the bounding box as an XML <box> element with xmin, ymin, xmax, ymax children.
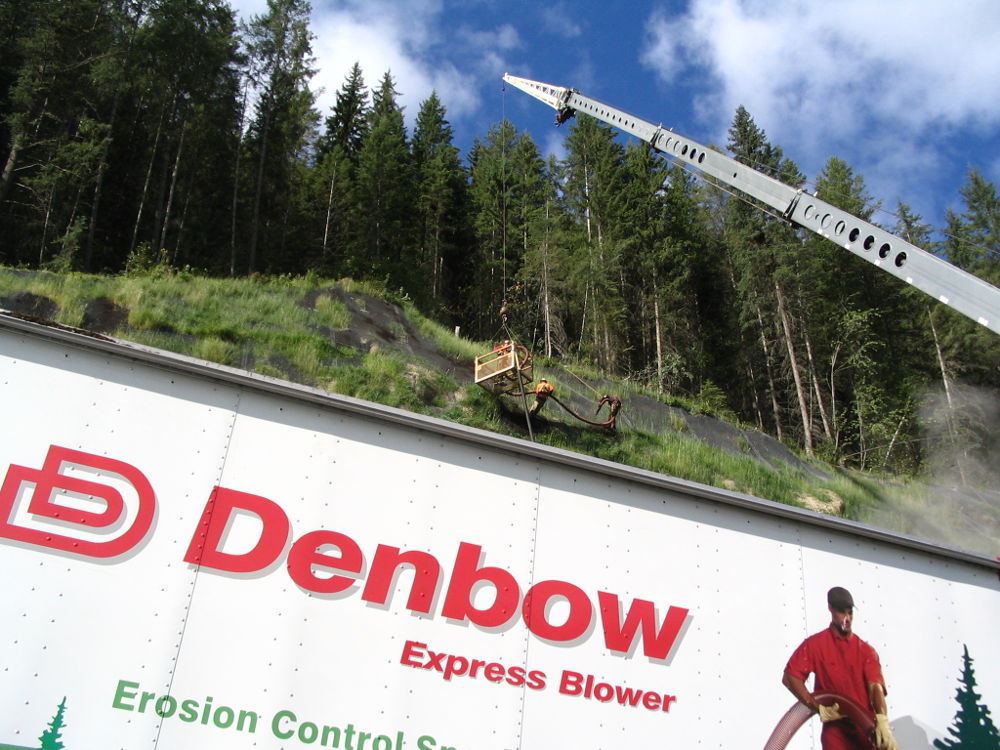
<box><xmin>817</xmin><ymin>702</ymin><xmax>845</xmax><ymax>723</ymax></box>
<box><xmin>874</xmin><ymin>714</ymin><xmax>899</xmax><ymax>750</ymax></box>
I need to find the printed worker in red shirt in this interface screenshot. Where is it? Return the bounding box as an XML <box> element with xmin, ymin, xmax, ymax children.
<box><xmin>782</xmin><ymin>587</ymin><xmax>900</xmax><ymax>750</ymax></box>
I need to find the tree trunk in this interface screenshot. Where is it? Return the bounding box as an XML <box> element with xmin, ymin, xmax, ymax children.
<box><xmin>653</xmin><ymin>279</ymin><xmax>664</xmax><ymax>392</ymax></box>
<box><xmin>248</xmin><ymin>117</ymin><xmax>270</xmax><ymax>274</ymax></box>
<box><xmin>157</xmin><ymin>121</ymin><xmax>186</xmax><ymax>254</ymax></box>
<box><xmin>882</xmin><ymin>413</ymin><xmax>906</xmax><ymax>470</ymax></box>
<box><xmin>541</xmin><ymin>200</ymin><xmax>553</xmax><ymax>358</ymax></box>
<box><xmin>828</xmin><ymin>344</ymin><xmax>842</xmax><ymax>454</ymax></box>
<box><xmin>86</xmin><ymin>93</ymin><xmax>122</xmax><ymax>270</ymax></box>
<box><xmin>755</xmin><ymin>305</ymin><xmax>783</xmax><ymax>442</ymax></box>
<box><xmin>746</xmin><ymin>361</ymin><xmax>766</xmax><ymax>432</ymax></box>
<box><xmin>775</xmin><ymin>280</ymin><xmax>813</xmax><ymax>456</ymax></box>
<box><xmin>322</xmin><ymin>165</ymin><xmax>337</xmax><ymax>266</ymax></box>
<box><xmin>432</xmin><ymin>218</ymin><xmax>441</xmax><ymax>300</ymax></box>
<box><xmin>173</xmin><ymin>189</ymin><xmax>191</xmax><ymax>265</ymax></box>
<box><xmin>85</xmin><ymin>0</ymin><xmax>142</xmax><ymax>271</ymax></box>
<box><xmin>927</xmin><ymin>306</ymin><xmax>967</xmax><ymax>485</ymax></box>
<box><xmin>130</xmin><ymin>108</ymin><xmax>164</xmax><ymax>258</ymax></box>
<box><xmin>0</xmin><ymin>134</ymin><xmax>21</xmax><ymax>208</ymax></box>
<box><xmin>804</xmin><ymin>333</ymin><xmax>833</xmax><ymax>442</ymax></box>
<box><xmin>229</xmin><ymin>83</ymin><xmax>249</xmax><ymax>276</ymax></box>
<box><xmin>37</xmin><ymin>184</ymin><xmax>55</xmax><ymax>266</ymax></box>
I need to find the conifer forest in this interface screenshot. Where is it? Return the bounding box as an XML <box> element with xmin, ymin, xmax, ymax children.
<box><xmin>3</xmin><ymin>0</ymin><xmax>1000</xmax><ymax>478</ymax></box>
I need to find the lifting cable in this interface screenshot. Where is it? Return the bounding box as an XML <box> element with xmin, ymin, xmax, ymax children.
<box><xmin>500</xmin><ymin>316</ymin><xmax>535</xmax><ymax>442</ymax></box>
<box><xmin>493</xmin><ymin>82</ymin><xmax>621</xmax><ymax>436</ymax></box>
<box><xmin>499</xmin><ymin>79</ymin><xmax>535</xmax><ymax>441</ymax></box>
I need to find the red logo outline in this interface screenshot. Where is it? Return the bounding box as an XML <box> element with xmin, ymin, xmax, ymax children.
<box><xmin>0</xmin><ymin>445</ymin><xmax>155</xmax><ymax>558</ymax></box>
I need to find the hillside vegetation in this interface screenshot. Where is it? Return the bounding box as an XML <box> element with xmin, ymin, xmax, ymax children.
<box><xmin>3</xmin><ymin>267</ymin><xmax>998</xmax><ymax>558</ymax></box>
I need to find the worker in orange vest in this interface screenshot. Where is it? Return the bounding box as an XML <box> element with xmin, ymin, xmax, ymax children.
<box><xmin>529</xmin><ymin>378</ymin><xmax>554</xmax><ymax>416</ymax></box>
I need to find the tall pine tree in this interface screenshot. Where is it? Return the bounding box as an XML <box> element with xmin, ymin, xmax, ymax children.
<box><xmin>465</xmin><ymin>119</ymin><xmax>518</xmax><ymax>338</ymax></box>
<box><xmin>241</xmin><ymin>0</ymin><xmax>317</xmax><ymax>273</ymax></box>
<box><xmin>350</xmin><ymin>70</ymin><xmax>412</xmax><ymax>288</ymax></box>
<box><xmin>562</xmin><ymin>114</ymin><xmax>628</xmax><ymax>370</ymax></box>
<box><xmin>310</xmin><ymin>63</ymin><xmax>369</xmax><ymax>273</ymax></box>
<box><xmin>411</xmin><ymin>91</ymin><xmax>466</xmax><ymax>310</ymax></box>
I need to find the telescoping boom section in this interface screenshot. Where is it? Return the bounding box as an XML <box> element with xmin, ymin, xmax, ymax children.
<box><xmin>502</xmin><ymin>73</ymin><xmax>1000</xmax><ymax>335</ymax></box>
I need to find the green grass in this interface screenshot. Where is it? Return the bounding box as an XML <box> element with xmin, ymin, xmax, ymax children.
<box><xmin>0</xmin><ymin>269</ymin><xmax>357</xmax><ymax>383</ymax></box>
<box><xmin>325</xmin><ymin>350</ymin><xmax>458</xmax><ymax>412</ymax></box>
<box><xmin>0</xmin><ymin>265</ymin><xmax>923</xmax><ymax>532</ymax></box>
<box><xmin>405</xmin><ymin>302</ymin><xmax>489</xmax><ymax>361</ymax></box>
<box><xmin>314</xmin><ymin>293</ymin><xmax>352</xmax><ymax>328</ymax></box>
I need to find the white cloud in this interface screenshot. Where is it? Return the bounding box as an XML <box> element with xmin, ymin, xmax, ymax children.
<box><xmin>231</xmin><ymin>0</ymin><xmax>499</xmax><ymax>130</ymax></box>
<box><xmin>540</xmin><ymin>5</ymin><xmax>583</xmax><ymax>39</ymax></box>
<box><xmin>228</xmin><ymin>0</ymin><xmax>269</xmax><ymax>19</ymax></box>
<box><xmin>641</xmin><ymin>0</ymin><xmax>1000</xmax><ymax>219</ymax></box>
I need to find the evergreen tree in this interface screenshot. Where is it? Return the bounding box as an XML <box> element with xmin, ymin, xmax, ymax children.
<box><xmin>350</xmin><ymin>71</ymin><xmax>413</xmax><ymax>288</ymax></box>
<box><xmin>621</xmin><ymin>144</ymin><xmax>715</xmax><ymax>393</ymax></box>
<box><xmin>0</xmin><ymin>0</ymin><xmax>245</xmax><ymax>272</ymax></box>
<box><xmin>933</xmin><ymin>171</ymin><xmax>1000</xmax><ymax>386</ymax></box>
<box><xmin>0</xmin><ymin>0</ymin><xmax>121</xmax><ymax>268</ymax></box>
<box><xmin>942</xmin><ymin>169</ymin><xmax>1000</xmax><ymax>283</ymax></box>
<box><xmin>800</xmin><ymin>156</ymin><xmax>889</xmax><ymax>465</ymax></box>
<box><xmin>309</xmin><ymin>63</ymin><xmax>369</xmax><ymax>274</ymax></box>
<box><xmin>318</xmin><ymin>61</ymin><xmax>368</xmax><ymax>160</ymax></box>
<box><xmin>501</xmin><ymin>131</ymin><xmax>549</xmax><ymax>343</ymax></box>
<box><xmin>241</xmin><ymin>0</ymin><xmax>317</xmax><ymax>273</ymax></box>
<box><xmin>922</xmin><ymin>172</ymin><xmax>1000</xmax><ymax>483</ymax></box>
<box><xmin>515</xmin><ymin>153</ymin><xmax>572</xmax><ymax>357</ymax></box>
<box><xmin>39</xmin><ymin>697</ymin><xmax>67</xmax><ymax>750</ymax></box>
<box><xmin>411</xmin><ymin>91</ymin><xmax>465</xmax><ymax>309</ymax></box>
<box><xmin>561</xmin><ymin>114</ymin><xmax>628</xmax><ymax>370</ymax></box>
<box><xmin>127</xmin><ymin>0</ymin><xmax>243</xmax><ymax>272</ymax></box>
<box><xmin>309</xmin><ymin>142</ymin><xmax>352</xmax><ymax>273</ymax></box>
<box><xmin>723</xmin><ymin>105</ymin><xmax>809</xmax><ymax>448</ymax></box>
<box><xmin>465</xmin><ymin>119</ymin><xmax>518</xmax><ymax>338</ymax></box>
<box><xmin>935</xmin><ymin>645</ymin><xmax>1000</xmax><ymax>750</ymax></box>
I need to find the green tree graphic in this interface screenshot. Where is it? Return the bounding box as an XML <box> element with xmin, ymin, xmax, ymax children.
<box><xmin>38</xmin><ymin>697</ymin><xmax>67</xmax><ymax>750</ymax></box>
<box><xmin>935</xmin><ymin>646</ymin><xmax>1000</xmax><ymax>749</ymax></box>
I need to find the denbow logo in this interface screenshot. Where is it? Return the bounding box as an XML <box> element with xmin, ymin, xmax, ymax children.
<box><xmin>0</xmin><ymin>445</ymin><xmax>156</xmax><ymax>557</ymax></box>
<box><xmin>2</xmin><ymin>445</ymin><xmax>690</xmax><ymax>661</ymax></box>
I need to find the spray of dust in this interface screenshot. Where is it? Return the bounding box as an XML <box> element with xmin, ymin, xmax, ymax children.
<box><xmin>859</xmin><ymin>384</ymin><xmax>1000</xmax><ymax>558</ymax></box>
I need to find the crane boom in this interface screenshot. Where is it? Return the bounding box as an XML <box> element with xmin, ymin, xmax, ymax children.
<box><xmin>503</xmin><ymin>73</ymin><xmax>1000</xmax><ymax>335</ymax></box>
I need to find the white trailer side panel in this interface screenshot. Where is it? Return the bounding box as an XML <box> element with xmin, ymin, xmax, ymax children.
<box><xmin>1</xmin><ymin>320</ymin><xmax>997</xmax><ymax>750</ymax></box>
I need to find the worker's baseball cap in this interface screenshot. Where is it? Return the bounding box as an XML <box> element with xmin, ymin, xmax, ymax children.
<box><xmin>827</xmin><ymin>586</ymin><xmax>854</xmax><ymax>611</ymax></box>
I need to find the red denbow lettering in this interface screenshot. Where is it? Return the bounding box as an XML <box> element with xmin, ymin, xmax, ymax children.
<box><xmin>156</xmin><ymin>485</ymin><xmax>692</xmax><ymax>661</ymax></box>
<box><xmin>183</xmin><ymin>487</ymin><xmax>289</xmax><ymax>572</ymax></box>
<box><xmin>441</xmin><ymin>542</ymin><xmax>520</xmax><ymax>627</ymax></box>
<box><xmin>2</xmin><ymin>447</ymin><xmax>691</xmax><ymax>662</ymax></box>
<box><xmin>597</xmin><ymin>591</ymin><xmax>689</xmax><ymax>660</ymax></box>
<box><xmin>523</xmin><ymin>579</ymin><xmax>592</xmax><ymax>642</ymax></box>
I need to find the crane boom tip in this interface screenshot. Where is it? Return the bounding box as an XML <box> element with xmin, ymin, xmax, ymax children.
<box><xmin>501</xmin><ymin>74</ymin><xmax>567</xmax><ymax>111</ymax></box>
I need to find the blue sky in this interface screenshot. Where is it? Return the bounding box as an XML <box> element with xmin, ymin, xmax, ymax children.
<box><xmin>230</xmin><ymin>0</ymin><xmax>1000</xmax><ymax>240</ymax></box>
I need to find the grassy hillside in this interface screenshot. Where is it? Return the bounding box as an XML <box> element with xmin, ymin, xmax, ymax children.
<box><xmin>2</xmin><ymin>267</ymin><xmax>997</xmax><ymax>557</ymax></box>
